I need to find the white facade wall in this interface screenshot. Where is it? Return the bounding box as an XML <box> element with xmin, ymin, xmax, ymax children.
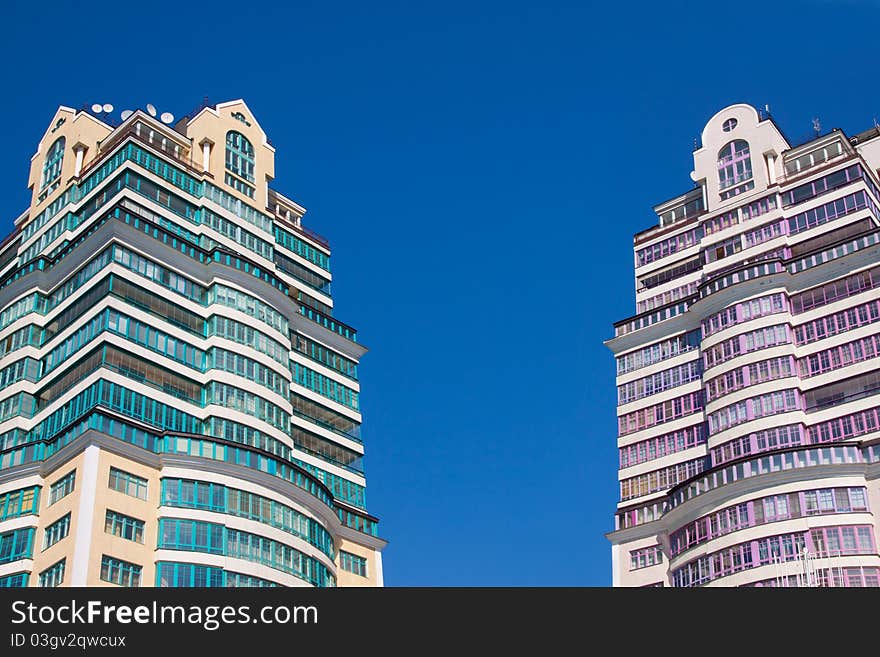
<box><xmin>608</xmin><ymin>104</ymin><xmax>880</xmax><ymax>587</ymax></box>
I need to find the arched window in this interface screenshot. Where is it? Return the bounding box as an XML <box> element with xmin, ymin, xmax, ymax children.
<box><xmin>41</xmin><ymin>137</ymin><xmax>65</xmax><ymax>190</ymax></box>
<box><xmin>225</xmin><ymin>131</ymin><xmax>255</xmax><ymax>183</ymax></box>
<box><xmin>718</xmin><ymin>140</ymin><xmax>752</xmax><ymax>191</ymax></box>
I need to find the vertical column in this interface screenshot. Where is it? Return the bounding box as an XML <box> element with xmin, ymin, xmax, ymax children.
<box><xmin>374</xmin><ymin>550</ymin><xmax>384</xmax><ymax>587</ymax></box>
<box><xmin>767</xmin><ymin>153</ymin><xmax>777</xmax><ymax>185</ymax></box>
<box><xmin>71</xmin><ymin>444</ymin><xmax>100</xmax><ymax>585</ymax></box>
<box><xmin>611</xmin><ymin>544</ymin><xmax>621</xmax><ymax>587</ymax></box>
<box><xmin>72</xmin><ymin>143</ymin><xmax>88</xmax><ymax>177</ymax></box>
<box><xmin>199</xmin><ymin>138</ymin><xmax>213</xmax><ymax>173</ymax></box>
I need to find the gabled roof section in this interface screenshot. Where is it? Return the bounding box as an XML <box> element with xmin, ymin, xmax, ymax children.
<box><xmin>30</xmin><ymin>106</ymin><xmax>112</xmax><ymax>162</ymax></box>
<box><xmin>188</xmin><ymin>99</ymin><xmax>274</xmax><ymax>152</ymax></box>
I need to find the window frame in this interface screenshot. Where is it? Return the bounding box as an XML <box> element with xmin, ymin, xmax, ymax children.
<box><xmin>718</xmin><ymin>139</ymin><xmax>753</xmax><ymax>191</ymax></box>
<box><xmin>225</xmin><ymin>131</ymin><xmax>256</xmax><ymax>183</ymax></box>
<box><xmin>41</xmin><ymin>137</ymin><xmax>65</xmax><ymax>190</ymax></box>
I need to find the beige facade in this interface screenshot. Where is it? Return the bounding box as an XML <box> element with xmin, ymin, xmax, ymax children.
<box><xmin>186</xmin><ymin>100</ymin><xmax>276</xmax><ymax>210</ymax></box>
<box><xmin>22</xmin><ymin>449</ymin><xmax>162</xmax><ymax>587</ymax></box>
<box><xmin>29</xmin><ymin>453</ymin><xmax>86</xmax><ymax>584</ymax></box>
<box><xmin>27</xmin><ymin>107</ymin><xmax>112</xmax><ymax>216</ymax></box>
<box><xmin>336</xmin><ymin>538</ymin><xmax>380</xmax><ymax>587</ymax></box>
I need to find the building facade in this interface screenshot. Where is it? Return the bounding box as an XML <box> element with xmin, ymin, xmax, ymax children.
<box><xmin>0</xmin><ymin>100</ymin><xmax>385</xmax><ymax>588</ymax></box>
<box><xmin>606</xmin><ymin>103</ymin><xmax>880</xmax><ymax>587</ymax></box>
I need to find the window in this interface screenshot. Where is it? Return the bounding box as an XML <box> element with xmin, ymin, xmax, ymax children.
<box><xmin>0</xmin><ymin>486</ymin><xmax>40</xmax><ymax>520</ymax></box>
<box><xmin>105</xmin><ymin>510</ymin><xmax>145</xmax><ymax>543</ymax></box>
<box><xmin>718</xmin><ymin>140</ymin><xmax>752</xmax><ymax>191</ymax></box>
<box><xmin>850</xmin><ymin>487</ymin><xmax>868</xmax><ymax>511</ymax></box>
<box><xmin>225</xmin><ymin>131</ymin><xmax>255</xmax><ymax>183</ymax></box>
<box><xmin>100</xmin><ymin>555</ymin><xmax>142</xmax><ymax>587</ymax></box>
<box><xmin>159</xmin><ymin>518</ymin><xmax>225</xmax><ymax>554</ymax></box>
<box><xmin>160</xmin><ymin>478</ymin><xmax>335</xmax><ymax>559</ymax></box>
<box><xmin>703</xmin><ymin>235</ymin><xmax>742</xmax><ymax>263</ymax></box>
<box><xmin>156</xmin><ymin>562</ymin><xmax>224</xmax><ymax>587</ymax></box>
<box><xmin>618</xmin><ymin>360</ymin><xmax>702</xmax><ymax>405</ymax></box>
<box><xmin>340</xmin><ymin>550</ymin><xmax>368</xmax><ymax>577</ymax></box>
<box><xmin>44</xmin><ymin>514</ymin><xmax>71</xmax><ymax>550</ymax></box>
<box><xmin>157</xmin><ymin>519</ymin><xmax>335</xmax><ymax>587</ymax></box>
<box><xmin>41</xmin><ymin>137</ymin><xmax>65</xmax><ymax>190</ymax></box>
<box><xmin>785</xmin><ymin>141</ymin><xmax>844</xmax><ymax>176</ymax></box>
<box><xmin>629</xmin><ymin>545</ymin><xmax>664</xmax><ymax>570</ymax></box>
<box><xmin>809</xmin><ymin>526</ymin><xmax>875</xmax><ymax>556</ymax></box>
<box><xmin>617</xmin><ymin>391</ymin><xmax>703</xmax><ymax>436</ymax></box>
<box><xmin>0</xmin><ymin>573</ymin><xmax>28</xmax><ymax>588</ymax></box>
<box><xmin>49</xmin><ymin>470</ymin><xmax>75</xmax><ymax>505</ymax></box>
<box><xmin>817</xmin><ymin>488</ymin><xmax>834</xmax><ymax>513</ymax></box>
<box><xmin>108</xmin><ymin>468</ymin><xmax>148</xmax><ymax>500</ymax></box>
<box><xmin>226</xmin><ymin>572</ymin><xmax>278</xmax><ymax>587</ymax></box>
<box><xmin>617</xmin><ymin>330</ymin><xmax>701</xmax><ymax>374</ymax></box>
<box><xmin>620</xmin><ymin>458</ymin><xmax>706</xmax><ymax>501</ymax></box>
<box><xmin>293</xmin><ymin>333</ymin><xmax>358</xmax><ymax>379</ymax></box>
<box><xmin>722</xmin><ymin>118</ymin><xmax>737</xmax><ymax>132</ymax></box>
<box><xmin>0</xmin><ymin>528</ymin><xmax>34</xmax><ymax>564</ymax></box>
<box><xmin>39</xmin><ymin>559</ymin><xmax>66</xmax><ymax>587</ymax></box>
<box><xmin>763</xmin><ymin>495</ymin><xmax>789</xmax><ymax>522</ymax></box>
<box><xmin>224</xmin><ymin>172</ymin><xmax>255</xmax><ymax>198</ymax></box>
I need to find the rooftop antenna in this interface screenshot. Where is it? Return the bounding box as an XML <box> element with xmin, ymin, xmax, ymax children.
<box><xmin>89</xmin><ymin>103</ymin><xmax>114</xmax><ymax>121</ymax></box>
<box><xmin>813</xmin><ymin>117</ymin><xmax>822</xmax><ymax>137</ymax></box>
<box><xmin>160</xmin><ymin>112</ymin><xmax>175</xmax><ymax>125</ymax></box>
<box><xmin>796</xmin><ymin>547</ymin><xmax>817</xmax><ymax>588</ymax></box>
<box><xmin>146</xmin><ymin>103</ymin><xmax>157</xmax><ymax>118</ymax></box>
<box><xmin>772</xmin><ymin>549</ymin><xmax>784</xmax><ymax>588</ymax></box>
<box><xmin>765</xmin><ymin>103</ymin><xmax>771</xmax><ymax>116</ymax></box>
<box><xmin>874</xmin><ymin>117</ymin><xmax>879</xmax><ymax>130</ymax></box>
<box><xmin>120</xmin><ymin>109</ymin><xmax>133</xmax><ymax>121</ymax></box>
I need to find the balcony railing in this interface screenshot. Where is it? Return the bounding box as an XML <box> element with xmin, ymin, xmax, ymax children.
<box><xmin>267</xmin><ymin>203</ymin><xmax>330</xmax><ymax>250</ymax></box>
<box><xmin>80</xmin><ymin>122</ymin><xmax>198</xmax><ymax>180</ymax></box>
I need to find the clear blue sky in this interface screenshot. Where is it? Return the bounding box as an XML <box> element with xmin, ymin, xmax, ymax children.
<box><xmin>2</xmin><ymin>0</ymin><xmax>880</xmax><ymax>586</ymax></box>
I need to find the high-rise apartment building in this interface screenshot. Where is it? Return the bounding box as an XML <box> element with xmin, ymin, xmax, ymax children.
<box><xmin>0</xmin><ymin>100</ymin><xmax>385</xmax><ymax>587</ymax></box>
<box><xmin>607</xmin><ymin>103</ymin><xmax>880</xmax><ymax>587</ymax></box>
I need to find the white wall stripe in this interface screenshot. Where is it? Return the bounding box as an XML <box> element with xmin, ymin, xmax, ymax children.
<box><xmin>70</xmin><ymin>445</ymin><xmax>99</xmax><ymax>586</ymax></box>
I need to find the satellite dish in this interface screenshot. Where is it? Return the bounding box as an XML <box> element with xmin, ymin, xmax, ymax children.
<box><xmin>91</xmin><ymin>103</ymin><xmax>103</xmax><ymax>113</ymax></box>
<box><xmin>120</xmin><ymin>110</ymin><xmax>133</xmax><ymax>120</ymax></box>
<box><xmin>103</xmin><ymin>103</ymin><xmax>114</xmax><ymax>113</ymax></box>
<box><xmin>160</xmin><ymin>112</ymin><xmax>174</xmax><ymax>124</ymax></box>
<box><xmin>146</xmin><ymin>104</ymin><xmax>157</xmax><ymax>117</ymax></box>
